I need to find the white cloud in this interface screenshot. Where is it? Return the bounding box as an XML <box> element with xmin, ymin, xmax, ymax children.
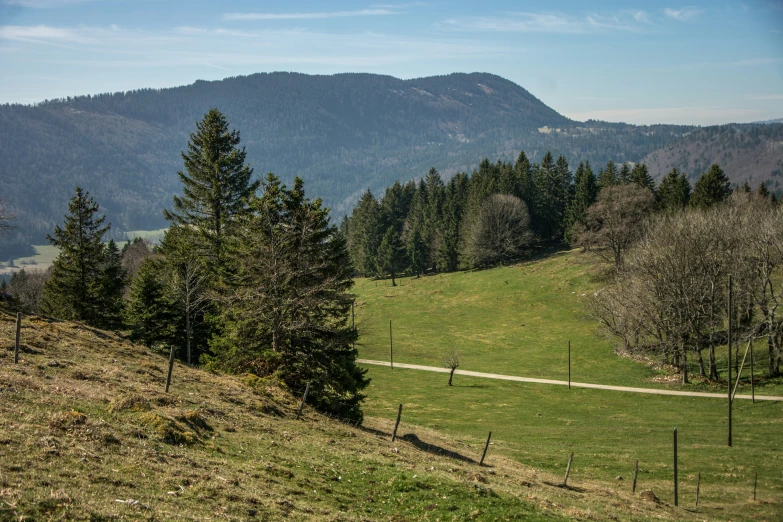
<box><xmin>0</xmin><ymin>24</ymin><xmax>85</xmax><ymax>43</ymax></box>
<box><xmin>663</xmin><ymin>7</ymin><xmax>703</xmax><ymax>21</ymax></box>
<box><xmin>440</xmin><ymin>10</ymin><xmax>650</xmax><ymax>33</ymax></box>
<box><xmin>223</xmin><ymin>9</ymin><xmax>398</xmax><ymax>21</ymax></box>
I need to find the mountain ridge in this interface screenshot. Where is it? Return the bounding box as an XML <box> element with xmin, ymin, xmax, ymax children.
<box><xmin>0</xmin><ymin>71</ymin><xmax>714</xmax><ymax>242</ymax></box>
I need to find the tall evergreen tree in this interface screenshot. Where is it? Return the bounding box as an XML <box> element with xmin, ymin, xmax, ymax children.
<box><xmin>125</xmin><ymin>257</ymin><xmax>177</xmax><ymax>348</ymax></box>
<box><xmin>619</xmin><ymin>163</ymin><xmax>632</xmax><ymax>184</ymax></box>
<box><xmin>533</xmin><ymin>152</ymin><xmax>570</xmax><ymax>240</ymax></box>
<box><xmin>163</xmin><ymin>108</ymin><xmax>260</xmax><ymax>270</ymax></box>
<box><xmin>347</xmin><ymin>190</ymin><xmax>383</xmax><ymax>276</ymax></box>
<box><xmin>564</xmin><ymin>161</ymin><xmax>598</xmax><ymax>244</ymax></box>
<box><xmin>630</xmin><ymin>163</ymin><xmax>656</xmax><ymax>192</ymax></box>
<box><xmin>407</xmin><ymin>227</ymin><xmax>428</xmax><ymax>277</ymax></box>
<box><xmin>657</xmin><ymin>168</ymin><xmax>691</xmax><ymax>211</ymax></box>
<box><xmin>437</xmin><ymin>173</ymin><xmax>468</xmax><ymax>273</ymax></box>
<box><xmin>41</xmin><ymin>187</ymin><xmax>113</xmax><ymax>325</ymax></box>
<box><xmin>96</xmin><ymin>239</ymin><xmax>125</xmax><ymax>329</ymax></box>
<box><xmin>376</xmin><ymin>227</ymin><xmax>406</xmax><ymax>286</ymax></box>
<box><xmin>209</xmin><ymin>174</ymin><xmax>368</xmax><ymax>420</ymax></box>
<box><xmin>598</xmin><ymin>160</ymin><xmax>619</xmax><ymax>190</ymax></box>
<box><xmin>690</xmin><ymin>164</ymin><xmax>731</xmax><ymax>209</ymax></box>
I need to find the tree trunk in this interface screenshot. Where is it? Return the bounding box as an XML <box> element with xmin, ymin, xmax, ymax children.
<box><xmin>681</xmin><ymin>342</ymin><xmax>688</xmax><ymax>384</ymax></box>
<box><xmin>708</xmin><ymin>343</ymin><xmax>718</xmax><ymax>380</ymax></box>
<box><xmin>697</xmin><ymin>347</ymin><xmax>706</xmax><ymax>378</ymax></box>
<box><xmin>448</xmin><ymin>368</ymin><xmax>455</xmax><ymax>386</ymax></box>
<box><xmin>769</xmin><ymin>335</ymin><xmax>776</xmax><ymax>377</ymax></box>
<box><xmin>391</xmin><ymin>270</ymin><xmax>396</xmax><ymax>287</ymax></box>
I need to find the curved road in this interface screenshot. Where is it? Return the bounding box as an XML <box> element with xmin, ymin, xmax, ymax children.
<box><xmin>357</xmin><ymin>359</ymin><xmax>783</xmax><ymax>402</ymax></box>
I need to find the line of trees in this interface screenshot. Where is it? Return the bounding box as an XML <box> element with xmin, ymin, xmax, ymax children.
<box><xmin>3</xmin><ymin>109</ymin><xmax>368</xmax><ymax>421</ymax></box>
<box><xmin>344</xmin><ymin>148</ymin><xmax>775</xmax><ymax>279</ymax></box>
<box><xmin>590</xmin><ymin>191</ymin><xmax>782</xmax><ymax>381</ymax></box>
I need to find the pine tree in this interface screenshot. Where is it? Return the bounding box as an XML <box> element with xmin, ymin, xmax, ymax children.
<box><xmin>407</xmin><ymin>227</ymin><xmax>427</xmax><ymax>277</ymax></box>
<box><xmin>163</xmin><ymin>108</ymin><xmax>260</xmax><ymax>270</ymax></box>
<box><xmin>125</xmin><ymin>257</ymin><xmax>177</xmax><ymax>348</ymax></box>
<box><xmin>96</xmin><ymin>239</ymin><xmax>125</xmax><ymax>329</ymax></box>
<box><xmin>598</xmin><ymin>160</ymin><xmax>619</xmax><ymax>190</ymax></box>
<box><xmin>533</xmin><ymin>152</ymin><xmax>570</xmax><ymax>240</ymax></box>
<box><xmin>630</xmin><ymin>163</ymin><xmax>656</xmax><ymax>192</ymax></box>
<box><xmin>376</xmin><ymin>227</ymin><xmax>406</xmax><ymax>286</ymax></box>
<box><xmin>657</xmin><ymin>168</ymin><xmax>691</xmax><ymax>211</ymax></box>
<box><xmin>690</xmin><ymin>164</ymin><xmax>731</xmax><ymax>209</ymax></box>
<box><xmin>741</xmin><ymin>180</ymin><xmax>752</xmax><ymax>193</ymax></box>
<box><xmin>619</xmin><ymin>163</ymin><xmax>632</xmax><ymax>184</ymax></box>
<box><xmin>347</xmin><ymin>190</ymin><xmax>383</xmax><ymax>276</ymax></box>
<box><xmin>564</xmin><ymin>161</ymin><xmax>598</xmax><ymax>243</ymax></box>
<box><xmin>41</xmin><ymin>187</ymin><xmax>111</xmax><ymax>325</ymax></box>
<box><xmin>757</xmin><ymin>182</ymin><xmax>772</xmax><ymax>200</ymax></box>
<box><xmin>437</xmin><ymin>173</ymin><xmax>468</xmax><ymax>273</ymax></box>
<box><xmin>209</xmin><ymin>174</ymin><xmax>368</xmax><ymax>421</ymax></box>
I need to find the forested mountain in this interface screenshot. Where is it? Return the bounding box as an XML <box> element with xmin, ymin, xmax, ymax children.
<box><xmin>0</xmin><ymin>72</ymin><xmax>695</xmax><ymax>241</ymax></box>
<box><xmin>641</xmin><ymin>123</ymin><xmax>783</xmax><ymax>192</ymax></box>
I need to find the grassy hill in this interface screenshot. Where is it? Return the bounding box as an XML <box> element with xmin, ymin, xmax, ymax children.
<box><xmin>354</xmin><ymin>249</ymin><xmax>783</xmax><ymax>519</ymax></box>
<box><xmin>0</xmin><ymin>308</ymin><xmax>694</xmax><ymax>521</ymax></box>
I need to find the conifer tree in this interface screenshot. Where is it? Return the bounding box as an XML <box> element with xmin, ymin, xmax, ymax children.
<box><xmin>533</xmin><ymin>152</ymin><xmax>570</xmax><ymax>240</ymax></box>
<box><xmin>163</xmin><ymin>109</ymin><xmax>260</xmax><ymax>270</ymax></box>
<box><xmin>515</xmin><ymin>151</ymin><xmax>536</xmax><ymax>214</ymax></box>
<box><xmin>690</xmin><ymin>164</ymin><xmax>731</xmax><ymax>209</ymax></box>
<box><xmin>598</xmin><ymin>160</ymin><xmax>619</xmax><ymax>189</ymax></box>
<box><xmin>41</xmin><ymin>187</ymin><xmax>112</xmax><ymax>325</ymax></box>
<box><xmin>741</xmin><ymin>180</ymin><xmax>752</xmax><ymax>193</ymax></box>
<box><xmin>407</xmin><ymin>227</ymin><xmax>427</xmax><ymax>277</ymax></box>
<box><xmin>757</xmin><ymin>182</ymin><xmax>773</xmax><ymax>200</ymax></box>
<box><xmin>376</xmin><ymin>227</ymin><xmax>406</xmax><ymax>286</ymax></box>
<box><xmin>347</xmin><ymin>190</ymin><xmax>383</xmax><ymax>276</ymax></box>
<box><xmin>630</xmin><ymin>163</ymin><xmax>656</xmax><ymax>192</ymax></box>
<box><xmin>209</xmin><ymin>174</ymin><xmax>368</xmax><ymax>421</ymax></box>
<box><xmin>619</xmin><ymin>163</ymin><xmax>632</xmax><ymax>184</ymax></box>
<box><xmin>125</xmin><ymin>257</ymin><xmax>177</xmax><ymax>348</ymax></box>
<box><xmin>96</xmin><ymin>239</ymin><xmax>125</xmax><ymax>329</ymax></box>
<box><xmin>564</xmin><ymin>161</ymin><xmax>598</xmax><ymax>243</ymax></box>
<box><xmin>657</xmin><ymin>168</ymin><xmax>691</xmax><ymax>211</ymax></box>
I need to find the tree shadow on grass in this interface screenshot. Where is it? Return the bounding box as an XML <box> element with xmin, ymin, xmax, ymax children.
<box><xmin>542</xmin><ymin>481</ymin><xmax>587</xmax><ymax>493</ymax></box>
<box><xmin>450</xmin><ymin>383</ymin><xmax>490</xmax><ymax>389</ymax></box>
<box><xmin>400</xmin><ymin>433</ymin><xmax>477</xmax><ymax>465</ymax></box>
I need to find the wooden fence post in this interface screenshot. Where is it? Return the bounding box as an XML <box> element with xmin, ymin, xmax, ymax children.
<box><xmin>562</xmin><ymin>452</ymin><xmax>574</xmax><ymax>487</ymax></box>
<box><xmin>391</xmin><ymin>404</ymin><xmax>402</xmax><ymax>442</ymax></box>
<box><xmin>480</xmin><ymin>431</ymin><xmax>492</xmax><ymax>466</ymax></box>
<box><xmin>695</xmin><ymin>472</ymin><xmax>701</xmax><ymax>506</ymax></box>
<box><xmin>14</xmin><ymin>312</ymin><xmax>21</xmax><ymax>364</ymax></box>
<box><xmin>165</xmin><ymin>345</ymin><xmax>175</xmax><ymax>393</ymax></box>
<box><xmin>673</xmin><ymin>427</ymin><xmax>679</xmax><ymax>507</ymax></box>
<box><xmin>568</xmin><ymin>340</ymin><xmax>571</xmax><ymax>390</ymax></box>
<box><xmin>632</xmin><ymin>460</ymin><xmax>638</xmax><ymax>494</ymax></box>
<box><xmin>297</xmin><ymin>382</ymin><xmax>310</xmax><ymax>420</ymax></box>
<box><xmin>753</xmin><ymin>471</ymin><xmax>757</xmax><ymax>501</ymax></box>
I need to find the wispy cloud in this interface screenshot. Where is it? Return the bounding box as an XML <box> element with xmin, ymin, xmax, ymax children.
<box><xmin>439</xmin><ymin>10</ymin><xmax>652</xmax><ymax>33</ymax></box>
<box><xmin>663</xmin><ymin>7</ymin><xmax>703</xmax><ymax>21</ymax></box>
<box><xmin>1</xmin><ymin>0</ymin><xmax>96</xmax><ymax>7</ymax></box>
<box><xmin>0</xmin><ymin>24</ymin><xmax>87</xmax><ymax>43</ymax></box>
<box><xmin>747</xmin><ymin>94</ymin><xmax>783</xmax><ymax>101</ymax></box>
<box><xmin>223</xmin><ymin>9</ymin><xmax>398</xmax><ymax>21</ymax></box>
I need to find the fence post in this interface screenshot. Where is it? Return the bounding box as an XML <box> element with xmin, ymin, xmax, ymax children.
<box><xmin>297</xmin><ymin>382</ymin><xmax>310</xmax><ymax>420</ymax></box>
<box><xmin>479</xmin><ymin>431</ymin><xmax>492</xmax><ymax>466</ymax></box>
<box><xmin>391</xmin><ymin>404</ymin><xmax>402</xmax><ymax>442</ymax></box>
<box><xmin>632</xmin><ymin>460</ymin><xmax>638</xmax><ymax>494</ymax></box>
<box><xmin>753</xmin><ymin>471</ymin><xmax>757</xmax><ymax>501</ymax></box>
<box><xmin>673</xmin><ymin>427</ymin><xmax>679</xmax><ymax>507</ymax></box>
<box><xmin>695</xmin><ymin>472</ymin><xmax>700</xmax><ymax>506</ymax></box>
<box><xmin>165</xmin><ymin>345</ymin><xmax>175</xmax><ymax>393</ymax></box>
<box><xmin>562</xmin><ymin>452</ymin><xmax>574</xmax><ymax>487</ymax></box>
<box><xmin>568</xmin><ymin>340</ymin><xmax>571</xmax><ymax>390</ymax></box>
<box><xmin>14</xmin><ymin>312</ymin><xmax>21</xmax><ymax>364</ymax></box>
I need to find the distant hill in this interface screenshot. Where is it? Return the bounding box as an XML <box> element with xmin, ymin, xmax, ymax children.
<box><xmin>0</xmin><ymin>72</ymin><xmax>694</xmax><ymax>240</ymax></box>
<box><xmin>640</xmin><ymin>123</ymin><xmax>783</xmax><ymax>193</ymax></box>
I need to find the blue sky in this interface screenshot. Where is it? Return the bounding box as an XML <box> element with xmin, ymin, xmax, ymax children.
<box><xmin>0</xmin><ymin>0</ymin><xmax>781</xmax><ymax>125</ymax></box>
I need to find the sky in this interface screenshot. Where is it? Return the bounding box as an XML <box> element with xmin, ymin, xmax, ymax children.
<box><xmin>0</xmin><ymin>0</ymin><xmax>781</xmax><ymax>125</ymax></box>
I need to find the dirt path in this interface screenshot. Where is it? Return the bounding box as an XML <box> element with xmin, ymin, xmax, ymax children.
<box><xmin>357</xmin><ymin>359</ymin><xmax>783</xmax><ymax>402</ymax></box>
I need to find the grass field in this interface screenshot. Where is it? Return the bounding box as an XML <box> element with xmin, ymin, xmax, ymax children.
<box><xmin>354</xmin><ymin>249</ymin><xmax>783</xmax><ymax>519</ymax></box>
<box><xmin>1</xmin><ymin>309</ymin><xmax>698</xmax><ymax>521</ymax></box>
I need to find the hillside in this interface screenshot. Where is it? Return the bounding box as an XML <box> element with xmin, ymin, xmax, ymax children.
<box><xmin>0</xmin><ymin>72</ymin><xmax>694</xmax><ymax>240</ymax></box>
<box><xmin>641</xmin><ymin>123</ymin><xmax>783</xmax><ymax>193</ymax></box>
<box><xmin>0</xmin><ymin>308</ymin><xmax>687</xmax><ymax>521</ymax></box>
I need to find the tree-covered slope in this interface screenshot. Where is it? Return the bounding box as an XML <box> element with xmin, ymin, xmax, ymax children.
<box><xmin>1</xmin><ymin>72</ymin><xmax>696</xmax><ymax>240</ymax></box>
<box><xmin>641</xmin><ymin>123</ymin><xmax>783</xmax><ymax>192</ymax></box>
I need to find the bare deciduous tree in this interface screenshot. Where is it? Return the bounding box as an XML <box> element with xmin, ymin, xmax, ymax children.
<box><xmin>576</xmin><ymin>184</ymin><xmax>655</xmax><ymax>268</ymax></box>
<box><xmin>121</xmin><ymin>238</ymin><xmax>152</xmax><ymax>281</ymax></box>
<box><xmin>464</xmin><ymin>194</ymin><xmax>534</xmax><ymax>267</ymax></box>
<box><xmin>8</xmin><ymin>267</ymin><xmax>50</xmax><ymax>313</ymax></box>
<box><xmin>443</xmin><ymin>348</ymin><xmax>460</xmax><ymax>386</ymax></box>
